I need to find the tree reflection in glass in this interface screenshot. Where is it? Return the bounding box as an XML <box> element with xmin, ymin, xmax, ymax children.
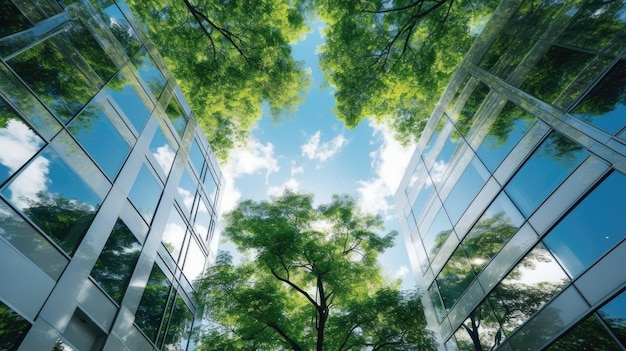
<box><xmin>161</xmin><ymin>294</ymin><xmax>194</xmax><ymax>350</ymax></box>
<box><xmin>0</xmin><ymin>300</ymin><xmax>31</xmax><ymax>350</ymax></box>
<box><xmin>65</xmin><ymin>21</ymin><xmax>117</xmax><ymax>83</ymax></box>
<box><xmin>90</xmin><ymin>219</ymin><xmax>141</xmax><ymax>304</ymax></box>
<box><xmin>422</xmin><ymin>207</ymin><xmax>453</xmax><ymax>260</ymax></box>
<box><xmin>135</xmin><ymin>264</ymin><xmax>171</xmax><ymax>343</ymax></box>
<box><xmin>166</xmin><ymin>98</ymin><xmax>188</xmax><ymax>138</ymax></box>
<box><xmin>0</xmin><ymin>0</ymin><xmax>31</xmax><ymax>37</ymax></box>
<box><xmin>599</xmin><ymin>290</ymin><xmax>626</xmax><ymax>345</ymax></box>
<box><xmin>99</xmin><ymin>3</ymin><xmax>143</xmax><ymax>56</ymax></box>
<box><xmin>545</xmin><ymin>315</ymin><xmax>620</xmax><ymax>350</ymax></box>
<box><xmin>455</xmin><ymin>82</ymin><xmax>490</xmax><ymax>136</ymax></box>
<box><xmin>105</xmin><ymin>71</ymin><xmax>153</xmax><ymax>133</ymax></box>
<box><xmin>454</xmin><ymin>299</ymin><xmax>504</xmax><ymax>351</ymax></box>
<box><xmin>132</xmin><ymin>48</ymin><xmax>167</xmax><ymax>99</ymax></box>
<box><xmin>436</xmin><ymin>246</ymin><xmax>475</xmax><ymax>311</ymax></box>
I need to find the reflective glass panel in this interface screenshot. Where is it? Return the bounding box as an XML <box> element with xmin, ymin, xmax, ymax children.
<box><xmin>132</xmin><ymin>48</ymin><xmax>166</xmax><ymax>99</ymax></box>
<box><xmin>203</xmin><ymin>172</ymin><xmax>218</xmax><ymax>205</ymax></box>
<box><xmin>505</xmin><ymin>132</ymin><xmax>588</xmax><ymax>217</ymax></box>
<box><xmin>456</xmin><ymin>82</ymin><xmax>490</xmax><ymax>136</ymax></box>
<box><xmin>189</xmin><ymin>139</ymin><xmax>204</xmax><ymax>176</ymax></box>
<box><xmin>412</xmin><ymin>181</ymin><xmax>434</xmax><ymax>224</ymax></box>
<box><xmin>1</xmin><ymin>148</ymin><xmax>102</xmax><ymax>255</ymax></box>
<box><xmin>571</xmin><ymin>60</ymin><xmax>626</xmax><ymax>135</ymax></box>
<box><xmin>599</xmin><ymin>290</ymin><xmax>626</xmax><ymax>345</ymax></box>
<box><xmin>135</xmin><ymin>264</ymin><xmax>171</xmax><ymax>343</ymax></box>
<box><xmin>0</xmin><ymin>300</ymin><xmax>31</xmax><ymax>350</ymax></box>
<box><xmin>150</xmin><ymin>126</ymin><xmax>176</xmax><ymax>176</ymax></box>
<box><xmin>488</xmin><ymin>243</ymin><xmax>569</xmax><ymax>335</ymax></box>
<box><xmin>479</xmin><ymin>34</ymin><xmax>534</xmax><ymax>79</ymax></box>
<box><xmin>194</xmin><ymin>199</ymin><xmax>212</xmax><ymax>241</ymax></box>
<box><xmin>0</xmin><ymin>199</ymin><xmax>67</xmax><ymax>280</ymax></box>
<box><xmin>166</xmin><ymin>98</ymin><xmax>187</xmax><ymax>138</ymax></box>
<box><xmin>462</xmin><ymin>193</ymin><xmax>524</xmax><ymax>274</ymax></box>
<box><xmin>0</xmin><ymin>0</ymin><xmax>31</xmax><ymax>37</ymax></box>
<box><xmin>429</xmin><ymin>132</ymin><xmax>462</xmax><ymax>184</ymax></box>
<box><xmin>65</xmin><ymin>21</ymin><xmax>117</xmax><ymax>82</ymax></box>
<box><xmin>8</xmin><ymin>39</ymin><xmax>97</xmax><ymax>123</ymax></box>
<box><xmin>106</xmin><ymin>71</ymin><xmax>152</xmax><ymax>133</ymax></box>
<box><xmin>422</xmin><ymin>207</ymin><xmax>453</xmax><ymax>260</ymax></box>
<box><xmin>428</xmin><ymin>283</ymin><xmax>445</xmax><ymax>322</ymax></box>
<box><xmin>100</xmin><ymin>4</ymin><xmax>142</xmax><ymax>56</ymax></box>
<box><xmin>443</xmin><ymin>157</ymin><xmax>490</xmax><ymax>225</ymax></box>
<box><xmin>544</xmin><ymin>171</ymin><xmax>626</xmax><ymax>278</ymax></box>
<box><xmin>90</xmin><ymin>219</ymin><xmax>141</xmax><ymax>304</ymax></box>
<box><xmin>161</xmin><ymin>208</ymin><xmax>187</xmax><ymax>262</ymax></box>
<box><xmin>0</xmin><ymin>98</ymin><xmax>45</xmax><ymax>185</ymax></box>
<box><xmin>545</xmin><ymin>315</ymin><xmax>620</xmax><ymax>351</ymax></box>
<box><xmin>177</xmin><ymin>170</ymin><xmax>196</xmax><ymax>216</ymax></box>
<box><xmin>422</xmin><ymin>117</ymin><xmax>446</xmax><ymax>159</ymax></box>
<box><xmin>476</xmin><ymin>102</ymin><xmax>535</xmax><ymax>172</ymax></box>
<box><xmin>128</xmin><ymin>165</ymin><xmax>162</xmax><ymax>224</ymax></box>
<box><xmin>436</xmin><ymin>246</ymin><xmax>475</xmax><ymax>310</ymax></box>
<box><xmin>454</xmin><ymin>299</ymin><xmax>505</xmax><ymax>351</ymax></box>
<box><xmin>521</xmin><ymin>46</ymin><xmax>595</xmax><ymax>104</ymax></box>
<box><xmin>182</xmin><ymin>236</ymin><xmax>205</xmax><ymax>283</ymax></box>
<box><xmin>162</xmin><ymin>295</ymin><xmax>194</xmax><ymax>351</ymax></box>
<box><xmin>69</xmin><ymin>101</ymin><xmax>130</xmax><ymax>180</ymax></box>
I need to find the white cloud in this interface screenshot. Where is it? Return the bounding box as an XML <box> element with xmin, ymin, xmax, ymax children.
<box><xmin>393</xmin><ymin>265</ymin><xmax>410</xmax><ymax>280</ymax></box>
<box><xmin>153</xmin><ymin>144</ymin><xmax>175</xmax><ymax>174</ymax></box>
<box><xmin>290</xmin><ymin>162</ymin><xmax>304</xmax><ymax>177</ymax></box>
<box><xmin>266</xmin><ymin>178</ymin><xmax>300</xmax><ymax>198</ymax></box>
<box><xmin>356</xmin><ymin>122</ymin><xmax>416</xmax><ymax>217</ymax></box>
<box><xmin>8</xmin><ymin>156</ymin><xmax>50</xmax><ymax>210</ymax></box>
<box><xmin>301</xmin><ymin>131</ymin><xmax>347</xmax><ymax>162</ymax></box>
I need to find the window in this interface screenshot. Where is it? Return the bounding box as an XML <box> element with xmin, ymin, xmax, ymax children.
<box><xmin>65</xmin><ymin>21</ymin><xmax>117</xmax><ymax>82</ymax></box>
<box><xmin>454</xmin><ymin>299</ymin><xmax>504</xmax><ymax>351</ymax></box>
<box><xmin>411</xmin><ymin>181</ymin><xmax>434</xmax><ymax>226</ymax></box>
<box><xmin>135</xmin><ymin>264</ymin><xmax>171</xmax><ymax>343</ymax></box>
<box><xmin>161</xmin><ymin>294</ymin><xmax>194</xmax><ymax>351</ymax></box>
<box><xmin>422</xmin><ymin>207</ymin><xmax>453</xmax><ymax>260</ymax></box>
<box><xmin>203</xmin><ymin>171</ymin><xmax>218</xmax><ymax>205</ymax></box>
<box><xmin>177</xmin><ymin>169</ymin><xmax>197</xmax><ymax>217</ymax></box>
<box><xmin>436</xmin><ymin>246</ymin><xmax>475</xmax><ymax>311</ymax></box>
<box><xmin>90</xmin><ymin>219</ymin><xmax>141</xmax><ymax>304</ymax></box>
<box><xmin>0</xmin><ymin>300</ymin><xmax>31</xmax><ymax>350</ymax></box>
<box><xmin>189</xmin><ymin>139</ymin><xmax>204</xmax><ymax>176</ymax></box>
<box><xmin>69</xmin><ymin>101</ymin><xmax>131</xmax><ymax>180</ymax></box>
<box><xmin>132</xmin><ymin>48</ymin><xmax>166</xmax><ymax>99</ymax></box>
<box><xmin>443</xmin><ymin>157</ymin><xmax>490</xmax><ymax>225</ymax></box>
<box><xmin>128</xmin><ymin>165</ymin><xmax>162</xmax><ymax>224</ymax></box>
<box><xmin>194</xmin><ymin>199</ymin><xmax>213</xmax><ymax>241</ymax></box>
<box><xmin>455</xmin><ymin>82</ymin><xmax>491</xmax><ymax>136</ymax></box>
<box><xmin>106</xmin><ymin>71</ymin><xmax>152</xmax><ymax>133</ymax></box>
<box><xmin>428</xmin><ymin>283</ymin><xmax>446</xmax><ymax>322</ymax></box>
<box><xmin>161</xmin><ymin>208</ymin><xmax>187</xmax><ymax>262</ymax></box>
<box><xmin>505</xmin><ymin>132</ymin><xmax>587</xmax><ymax>217</ymax></box>
<box><xmin>545</xmin><ymin>315</ymin><xmax>621</xmax><ymax>350</ymax></box>
<box><xmin>0</xmin><ymin>0</ymin><xmax>31</xmax><ymax>37</ymax></box>
<box><xmin>544</xmin><ymin>171</ymin><xmax>626</xmax><ymax>278</ymax></box>
<box><xmin>150</xmin><ymin>126</ymin><xmax>176</xmax><ymax>175</ymax></box>
<box><xmin>1</xmin><ymin>148</ymin><xmax>102</xmax><ymax>255</ymax></box>
<box><xmin>98</xmin><ymin>3</ymin><xmax>142</xmax><ymax>56</ymax></box>
<box><xmin>478</xmin><ymin>34</ymin><xmax>534</xmax><ymax>79</ymax></box>
<box><xmin>165</xmin><ymin>98</ymin><xmax>187</xmax><ymax>138</ymax></box>
<box><xmin>182</xmin><ymin>235</ymin><xmax>206</xmax><ymax>283</ymax></box>
<box><xmin>598</xmin><ymin>289</ymin><xmax>626</xmax><ymax>345</ymax></box>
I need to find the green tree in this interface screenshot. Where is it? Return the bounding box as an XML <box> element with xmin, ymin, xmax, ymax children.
<box><xmin>195</xmin><ymin>191</ymin><xmax>436</xmax><ymax>351</ymax></box>
<box><xmin>125</xmin><ymin>0</ymin><xmax>312</xmax><ymax>160</ymax></box>
<box><xmin>316</xmin><ymin>0</ymin><xmax>499</xmax><ymax>145</ymax></box>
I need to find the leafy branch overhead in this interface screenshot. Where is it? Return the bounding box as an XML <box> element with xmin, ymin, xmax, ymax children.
<box><xmin>195</xmin><ymin>191</ymin><xmax>436</xmax><ymax>351</ymax></box>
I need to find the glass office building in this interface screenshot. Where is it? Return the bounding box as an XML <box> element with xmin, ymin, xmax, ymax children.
<box><xmin>0</xmin><ymin>0</ymin><xmax>223</xmax><ymax>350</ymax></box>
<box><xmin>395</xmin><ymin>0</ymin><xmax>626</xmax><ymax>349</ymax></box>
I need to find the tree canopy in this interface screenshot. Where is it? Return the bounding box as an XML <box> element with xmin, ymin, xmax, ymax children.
<box><xmin>195</xmin><ymin>191</ymin><xmax>435</xmax><ymax>351</ymax></box>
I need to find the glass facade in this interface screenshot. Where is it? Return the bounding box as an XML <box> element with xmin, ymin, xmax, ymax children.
<box><xmin>0</xmin><ymin>1</ymin><xmax>223</xmax><ymax>350</ymax></box>
<box><xmin>395</xmin><ymin>0</ymin><xmax>626</xmax><ymax>349</ymax></box>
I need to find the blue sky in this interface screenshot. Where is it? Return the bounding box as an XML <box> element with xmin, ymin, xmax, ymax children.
<box><xmin>218</xmin><ymin>23</ymin><xmax>417</xmax><ymax>289</ymax></box>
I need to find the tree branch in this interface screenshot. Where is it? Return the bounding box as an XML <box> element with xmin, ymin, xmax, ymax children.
<box><xmin>267</xmin><ymin>322</ymin><xmax>304</xmax><ymax>351</ymax></box>
<box><xmin>270</xmin><ymin>268</ymin><xmax>319</xmax><ymax>308</ymax></box>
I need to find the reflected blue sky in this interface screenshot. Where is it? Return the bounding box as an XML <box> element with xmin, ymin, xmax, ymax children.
<box><xmin>444</xmin><ymin>157</ymin><xmax>490</xmax><ymax>224</ymax></box>
<box><xmin>106</xmin><ymin>71</ymin><xmax>152</xmax><ymax>133</ymax></box>
<box><xmin>128</xmin><ymin>165</ymin><xmax>162</xmax><ymax>223</ymax></box>
<box><xmin>150</xmin><ymin>126</ymin><xmax>176</xmax><ymax>175</ymax></box>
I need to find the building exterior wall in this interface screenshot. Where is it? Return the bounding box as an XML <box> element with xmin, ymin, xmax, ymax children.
<box><xmin>395</xmin><ymin>0</ymin><xmax>626</xmax><ymax>349</ymax></box>
<box><xmin>0</xmin><ymin>0</ymin><xmax>223</xmax><ymax>350</ymax></box>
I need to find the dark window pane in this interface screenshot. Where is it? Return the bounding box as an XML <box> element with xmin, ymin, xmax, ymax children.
<box><xmin>436</xmin><ymin>246</ymin><xmax>475</xmax><ymax>310</ymax></box>
<box><xmin>462</xmin><ymin>193</ymin><xmax>524</xmax><ymax>274</ymax></box>
<box><xmin>162</xmin><ymin>295</ymin><xmax>194</xmax><ymax>351</ymax></box>
<box><xmin>505</xmin><ymin>132</ymin><xmax>587</xmax><ymax>217</ymax></box>
<box><xmin>545</xmin><ymin>315</ymin><xmax>621</xmax><ymax>351</ymax></box>
<box><xmin>90</xmin><ymin>219</ymin><xmax>141</xmax><ymax>304</ymax></box>
<box><xmin>132</xmin><ymin>48</ymin><xmax>166</xmax><ymax>99</ymax></box>
<box><xmin>544</xmin><ymin>171</ymin><xmax>626</xmax><ymax>277</ymax></box>
<box><xmin>69</xmin><ymin>101</ymin><xmax>130</xmax><ymax>180</ymax></box>
<box><xmin>8</xmin><ymin>39</ymin><xmax>97</xmax><ymax>123</ymax></box>
<box><xmin>128</xmin><ymin>165</ymin><xmax>162</xmax><ymax>224</ymax></box>
<box><xmin>100</xmin><ymin>4</ymin><xmax>142</xmax><ymax>56</ymax></box>
<box><xmin>1</xmin><ymin>148</ymin><xmax>102</xmax><ymax>255</ymax></box>
<box><xmin>454</xmin><ymin>299</ymin><xmax>505</xmax><ymax>351</ymax></box>
<box><xmin>521</xmin><ymin>46</ymin><xmax>595</xmax><ymax>104</ymax></box>
<box><xmin>0</xmin><ymin>98</ymin><xmax>45</xmax><ymax>184</ymax></box>
<box><xmin>0</xmin><ymin>300</ymin><xmax>31</xmax><ymax>350</ymax></box>
<box><xmin>479</xmin><ymin>34</ymin><xmax>534</xmax><ymax>79</ymax></box>
<box><xmin>166</xmin><ymin>98</ymin><xmax>187</xmax><ymax>138</ymax></box>
<box><xmin>571</xmin><ymin>60</ymin><xmax>626</xmax><ymax>135</ymax></box>
<box><xmin>506</xmin><ymin>0</ymin><xmax>568</xmax><ymax>38</ymax></box>
<box><xmin>456</xmin><ymin>82</ymin><xmax>491</xmax><ymax>136</ymax></box>
<box><xmin>106</xmin><ymin>71</ymin><xmax>152</xmax><ymax>133</ymax></box>
<box><xmin>476</xmin><ymin>102</ymin><xmax>535</xmax><ymax>172</ymax></box>
<box><xmin>65</xmin><ymin>21</ymin><xmax>117</xmax><ymax>82</ymax></box>
<box><xmin>162</xmin><ymin>208</ymin><xmax>187</xmax><ymax>262</ymax></box>
<box><xmin>135</xmin><ymin>264</ymin><xmax>171</xmax><ymax>343</ymax></box>
<box><xmin>488</xmin><ymin>243</ymin><xmax>569</xmax><ymax>335</ymax></box>
<box><xmin>0</xmin><ymin>0</ymin><xmax>31</xmax><ymax>37</ymax></box>
<box><xmin>599</xmin><ymin>290</ymin><xmax>626</xmax><ymax>345</ymax></box>
<box><xmin>443</xmin><ymin>157</ymin><xmax>490</xmax><ymax>224</ymax></box>
<box><xmin>422</xmin><ymin>207</ymin><xmax>453</xmax><ymax>260</ymax></box>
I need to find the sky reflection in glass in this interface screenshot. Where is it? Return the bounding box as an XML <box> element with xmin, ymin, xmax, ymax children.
<box><xmin>106</xmin><ymin>72</ymin><xmax>152</xmax><ymax>133</ymax></box>
<box><xmin>444</xmin><ymin>157</ymin><xmax>490</xmax><ymax>224</ymax></box>
<box><xmin>128</xmin><ymin>165</ymin><xmax>162</xmax><ymax>224</ymax></box>
<box><xmin>150</xmin><ymin>126</ymin><xmax>176</xmax><ymax>175</ymax></box>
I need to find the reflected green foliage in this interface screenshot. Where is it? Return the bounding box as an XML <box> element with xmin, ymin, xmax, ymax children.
<box><xmin>545</xmin><ymin>315</ymin><xmax>620</xmax><ymax>351</ymax></box>
<box><xmin>463</xmin><ymin>212</ymin><xmax>519</xmax><ymax>273</ymax></box>
<box><xmin>436</xmin><ymin>246</ymin><xmax>475</xmax><ymax>311</ymax></box>
<box><xmin>0</xmin><ymin>0</ymin><xmax>31</xmax><ymax>37</ymax></box>
<box><xmin>196</xmin><ymin>191</ymin><xmax>435</xmax><ymax>351</ymax></box>
<box><xmin>125</xmin><ymin>0</ymin><xmax>311</xmax><ymax>160</ymax></box>
<box><xmin>455</xmin><ymin>82</ymin><xmax>490</xmax><ymax>136</ymax></box>
<box><xmin>90</xmin><ymin>219</ymin><xmax>141</xmax><ymax>304</ymax></box>
<box><xmin>0</xmin><ymin>301</ymin><xmax>31</xmax><ymax>351</ymax></box>
<box><xmin>481</xmin><ymin>102</ymin><xmax>534</xmax><ymax>147</ymax></box>
<box><xmin>317</xmin><ymin>0</ymin><xmax>499</xmax><ymax>145</ymax></box>
<box><xmin>65</xmin><ymin>21</ymin><xmax>117</xmax><ymax>82</ymax></box>
<box><xmin>162</xmin><ymin>295</ymin><xmax>194</xmax><ymax>350</ymax></box>
<box><xmin>165</xmin><ymin>98</ymin><xmax>187</xmax><ymax>138</ymax></box>
<box><xmin>135</xmin><ymin>264</ymin><xmax>171</xmax><ymax>343</ymax></box>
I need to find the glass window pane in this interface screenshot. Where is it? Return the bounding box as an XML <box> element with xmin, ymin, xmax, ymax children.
<box><xmin>106</xmin><ymin>71</ymin><xmax>152</xmax><ymax>133</ymax></box>
<box><xmin>0</xmin><ymin>0</ymin><xmax>31</xmax><ymax>37</ymax></box>
<box><xmin>454</xmin><ymin>299</ymin><xmax>505</xmax><ymax>351</ymax></box>
<box><xmin>99</xmin><ymin>4</ymin><xmax>143</xmax><ymax>56</ymax></box>
<box><xmin>165</xmin><ymin>98</ymin><xmax>187</xmax><ymax>138</ymax></box>
<box><xmin>7</xmin><ymin>39</ymin><xmax>97</xmax><ymax>123</ymax></box>
<box><xmin>1</xmin><ymin>148</ymin><xmax>102</xmax><ymax>255</ymax></box>
<box><xmin>69</xmin><ymin>101</ymin><xmax>130</xmax><ymax>180</ymax></box>
<box><xmin>189</xmin><ymin>139</ymin><xmax>204</xmax><ymax>176</ymax></box>
<box><xmin>429</xmin><ymin>132</ymin><xmax>462</xmax><ymax>183</ymax></box>
<box><xmin>436</xmin><ymin>246</ymin><xmax>475</xmax><ymax>311</ymax></box>
<box><xmin>544</xmin><ymin>171</ymin><xmax>626</xmax><ymax>278</ymax></box>
<box><xmin>135</xmin><ymin>264</ymin><xmax>171</xmax><ymax>343</ymax></box>
<box><xmin>422</xmin><ymin>207</ymin><xmax>453</xmax><ymax>260</ymax></box>
<box><xmin>443</xmin><ymin>157</ymin><xmax>490</xmax><ymax>224</ymax></box>
<box><xmin>488</xmin><ymin>243</ymin><xmax>569</xmax><ymax>335</ymax></box>
<box><xmin>132</xmin><ymin>48</ymin><xmax>166</xmax><ymax>99</ymax></box>
<box><xmin>411</xmin><ymin>182</ymin><xmax>434</xmax><ymax>225</ymax></box>
<box><xmin>476</xmin><ymin>102</ymin><xmax>535</xmax><ymax>172</ymax></box>
<box><xmin>571</xmin><ymin>60</ymin><xmax>626</xmax><ymax>135</ymax></box>
<box><xmin>0</xmin><ymin>199</ymin><xmax>67</xmax><ymax>280</ymax></box>
<box><xmin>456</xmin><ymin>82</ymin><xmax>491</xmax><ymax>136</ymax></box>
<box><xmin>505</xmin><ymin>132</ymin><xmax>588</xmax><ymax>217</ymax></box>
<box><xmin>162</xmin><ymin>294</ymin><xmax>194</xmax><ymax>351</ymax></box>
<box><xmin>90</xmin><ymin>219</ymin><xmax>141</xmax><ymax>304</ymax></box>
<box><xmin>598</xmin><ymin>290</ymin><xmax>626</xmax><ymax>345</ymax></box>
<box><xmin>65</xmin><ymin>21</ymin><xmax>117</xmax><ymax>82</ymax></box>
<box><xmin>0</xmin><ymin>300</ymin><xmax>31</xmax><ymax>350</ymax></box>
<box><xmin>463</xmin><ymin>193</ymin><xmax>524</xmax><ymax>274</ymax></box>
<box><xmin>0</xmin><ymin>98</ymin><xmax>45</xmax><ymax>185</ymax></box>
<box><xmin>150</xmin><ymin>126</ymin><xmax>176</xmax><ymax>175</ymax></box>
<box><xmin>545</xmin><ymin>315</ymin><xmax>620</xmax><ymax>351</ymax></box>
<box><xmin>479</xmin><ymin>34</ymin><xmax>534</xmax><ymax>79</ymax></box>
<box><xmin>177</xmin><ymin>170</ymin><xmax>196</xmax><ymax>216</ymax></box>
<box><xmin>161</xmin><ymin>208</ymin><xmax>187</xmax><ymax>262</ymax></box>
<box><xmin>194</xmin><ymin>199</ymin><xmax>212</xmax><ymax>241</ymax></box>
<box><xmin>422</xmin><ymin>117</ymin><xmax>446</xmax><ymax>159</ymax></box>
<box><xmin>128</xmin><ymin>165</ymin><xmax>162</xmax><ymax>224</ymax></box>
<box><xmin>203</xmin><ymin>171</ymin><xmax>218</xmax><ymax>205</ymax></box>
<box><xmin>182</xmin><ymin>236</ymin><xmax>206</xmax><ymax>283</ymax></box>
<box><xmin>428</xmin><ymin>283</ymin><xmax>446</xmax><ymax>322</ymax></box>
